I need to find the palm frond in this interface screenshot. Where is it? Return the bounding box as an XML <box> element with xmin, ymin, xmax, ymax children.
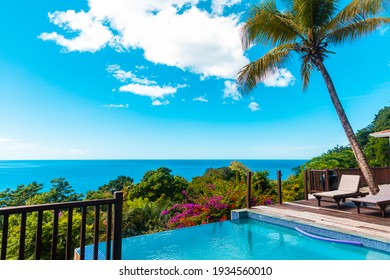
<box><xmin>241</xmin><ymin>0</ymin><xmax>299</xmax><ymax>50</ymax></box>
<box><xmin>293</xmin><ymin>0</ymin><xmax>339</xmax><ymax>28</ymax></box>
<box><xmin>237</xmin><ymin>43</ymin><xmax>295</xmax><ymax>93</ymax></box>
<box><xmin>300</xmin><ymin>55</ymin><xmax>314</xmax><ymax>91</ymax></box>
<box><xmin>327</xmin><ymin>0</ymin><xmax>387</xmax><ymax>30</ymax></box>
<box><xmin>327</xmin><ymin>17</ymin><xmax>390</xmax><ymax>44</ymax></box>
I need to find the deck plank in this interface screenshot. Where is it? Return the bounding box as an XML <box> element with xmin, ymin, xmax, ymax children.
<box><xmin>248</xmin><ymin>198</ymin><xmax>390</xmax><ymax>243</ymax></box>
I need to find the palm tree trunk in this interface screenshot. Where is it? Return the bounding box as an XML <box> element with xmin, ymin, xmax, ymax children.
<box><xmin>314</xmin><ymin>58</ymin><xmax>379</xmax><ymax>195</ymax></box>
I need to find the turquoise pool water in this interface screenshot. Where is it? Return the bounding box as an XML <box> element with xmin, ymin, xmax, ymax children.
<box><xmin>112</xmin><ymin>218</ymin><xmax>390</xmax><ymax>260</ymax></box>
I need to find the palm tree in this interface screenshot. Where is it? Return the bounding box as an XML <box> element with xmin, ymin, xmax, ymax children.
<box><xmin>237</xmin><ymin>0</ymin><xmax>390</xmax><ymax>195</ymax></box>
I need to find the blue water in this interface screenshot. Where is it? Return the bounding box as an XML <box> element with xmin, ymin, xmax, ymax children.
<box><xmin>113</xmin><ymin>218</ymin><xmax>390</xmax><ymax>260</ymax></box>
<box><xmin>0</xmin><ymin>159</ymin><xmax>306</xmax><ymax>194</ymax></box>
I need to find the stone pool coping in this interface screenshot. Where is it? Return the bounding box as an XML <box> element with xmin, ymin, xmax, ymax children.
<box><xmin>232</xmin><ymin>206</ymin><xmax>390</xmax><ymax>254</ymax></box>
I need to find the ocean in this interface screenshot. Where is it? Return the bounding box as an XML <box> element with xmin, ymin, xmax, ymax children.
<box><xmin>0</xmin><ymin>159</ymin><xmax>307</xmax><ymax>194</ymax></box>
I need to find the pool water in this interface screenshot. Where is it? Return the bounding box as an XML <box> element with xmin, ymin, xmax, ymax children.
<box><xmin>111</xmin><ymin>218</ymin><xmax>390</xmax><ymax>260</ymax></box>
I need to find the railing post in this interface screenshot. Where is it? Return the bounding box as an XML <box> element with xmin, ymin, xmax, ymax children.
<box><xmin>79</xmin><ymin>206</ymin><xmax>87</xmax><ymax>260</ymax></box>
<box><xmin>65</xmin><ymin>208</ymin><xmax>73</xmax><ymax>260</ymax></box>
<box><xmin>308</xmin><ymin>168</ymin><xmax>312</xmax><ymax>193</ymax></box>
<box><xmin>246</xmin><ymin>172</ymin><xmax>252</xmax><ymax>209</ymax></box>
<box><xmin>325</xmin><ymin>168</ymin><xmax>329</xmax><ymax>191</ymax></box>
<box><xmin>335</xmin><ymin>168</ymin><xmax>341</xmax><ymax>187</ymax></box>
<box><xmin>1</xmin><ymin>214</ymin><xmax>9</xmax><ymax>260</ymax></box>
<box><xmin>112</xmin><ymin>191</ymin><xmax>123</xmax><ymax>260</ymax></box>
<box><xmin>51</xmin><ymin>209</ymin><xmax>59</xmax><ymax>260</ymax></box>
<box><xmin>19</xmin><ymin>212</ymin><xmax>27</xmax><ymax>260</ymax></box>
<box><xmin>35</xmin><ymin>210</ymin><xmax>43</xmax><ymax>260</ymax></box>
<box><xmin>277</xmin><ymin>170</ymin><xmax>282</xmax><ymax>205</ymax></box>
<box><xmin>304</xmin><ymin>169</ymin><xmax>308</xmax><ymax>200</ymax></box>
<box><xmin>93</xmin><ymin>205</ymin><xmax>100</xmax><ymax>260</ymax></box>
<box><xmin>105</xmin><ymin>204</ymin><xmax>112</xmax><ymax>260</ymax></box>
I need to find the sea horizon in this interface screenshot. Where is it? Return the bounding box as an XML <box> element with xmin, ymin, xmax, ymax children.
<box><xmin>0</xmin><ymin>159</ymin><xmax>308</xmax><ymax>195</ymax></box>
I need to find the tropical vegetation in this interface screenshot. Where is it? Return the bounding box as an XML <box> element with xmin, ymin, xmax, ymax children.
<box><xmin>0</xmin><ymin>161</ymin><xmax>276</xmax><ymax>259</ymax></box>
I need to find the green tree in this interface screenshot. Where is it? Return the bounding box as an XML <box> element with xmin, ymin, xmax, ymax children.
<box><xmin>202</xmin><ymin>166</ymin><xmax>236</xmax><ymax>181</ymax></box>
<box><xmin>129</xmin><ymin>167</ymin><xmax>188</xmax><ymax>202</ymax></box>
<box><xmin>198</xmin><ymin>161</ymin><xmax>250</xmax><ymax>183</ymax></box>
<box><xmin>365</xmin><ymin>137</ymin><xmax>390</xmax><ymax>166</ymax></box>
<box><xmin>86</xmin><ymin>176</ymin><xmax>134</xmax><ymax>200</ymax></box>
<box><xmin>97</xmin><ymin>175</ymin><xmax>134</xmax><ymax>193</ymax></box>
<box><xmin>357</xmin><ymin>106</ymin><xmax>390</xmax><ymax>166</ymax></box>
<box><xmin>282</xmin><ymin>174</ymin><xmax>305</xmax><ymax>202</ymax></box>
<box><xmin>229</xmin><ymin>161</ymin><xmax>251</xmax><ymax>175</ymax></box>
<box><xmin>356</xmin><ymin>125</ymin><xmax>374</xmax><ymax>147</ymax></box>
<box><xmin>47</xmin><ymin>178</ymin><xmax>83</xmax><ymax>202</ymax></box>
<box><xmin>302</xmin><ymin>145</ymin><xmax>358</xmax><ymax>170</ymax></box>
<box><xmin>29</xmin><ymin>178</ymin><xmax>83</xmax><ymax>204</ymax></box>
<box><xmin>251</xmin><ymin>170</ymin><xmax>276</xmax><ymax>195</ymax></box>
<box><xmin>356</xmin><ymin>107</ymin><xmax>390</xmax><ymax>144</ymax></box>
<box><xmin>237</xmin><ymin>0</ymin><xmax>390</xmax><ymax>195</ymax></box>
<box><xmin>371</xmin><ymin>106</ymin><xmax>390</xmax><ymax>131</ymax></box>
<box><xmin>122</xmin><ymin>198</ymin><xmax>170</xmax><ymax>237</ymax></box>
<box><xmin>0</xmin><ymin>182</ymin><xmax>43</xmax><ymax>207</ymax></box>
<box><xmin>356</xmin><ymin>107</ymin><xmax>390</xmax><ymax>166</ymax></box>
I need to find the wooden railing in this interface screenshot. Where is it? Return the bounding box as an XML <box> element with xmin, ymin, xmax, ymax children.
<box><xmin>304</xmin><ymin>167</ymin><xmax>390</xmax><ymax>195</ymax></box>
<box><xmin>0</xmin><ymin>192</ymin><xmax>123</xmax><ymax>260</ymax></box>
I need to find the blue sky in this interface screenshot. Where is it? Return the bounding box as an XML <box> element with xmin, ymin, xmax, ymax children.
<box><xmin>0</xmin><ymin>0</ymin><xmax>389</xmax><ymax>160</ymax></box>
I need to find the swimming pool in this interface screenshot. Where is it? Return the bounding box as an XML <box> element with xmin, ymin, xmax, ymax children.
<box><xmin>110</xmin><ymin>218</ymin><xmax>390</xmax><ymax>260</ymax></box>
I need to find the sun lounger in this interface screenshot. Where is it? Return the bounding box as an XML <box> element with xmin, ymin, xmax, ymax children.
<box><xmin>351</xmin><ymin>186</ymin><xmax>390</xmax><ymax>217</ymax></box>
<box><xmin>313</xmin><ymin>175</ymin><xmax>367</xmax><ymax>209</ymax></box>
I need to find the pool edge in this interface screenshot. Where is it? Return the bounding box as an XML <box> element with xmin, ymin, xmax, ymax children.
<box><xmin>231</xmin><ymin>208</ymin><xmax>390</xmax><ymax>254</ymax></box>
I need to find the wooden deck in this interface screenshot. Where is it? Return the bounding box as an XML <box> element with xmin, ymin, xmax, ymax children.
<box><xmin>247</xmin><ymin>198</ymin><xmax>390</xmax><ymax>244</ymax></box>
<box><xmin>281</xmin><ymin>198</ymin><xmax>389</xmax><ymax>225</ymax></box>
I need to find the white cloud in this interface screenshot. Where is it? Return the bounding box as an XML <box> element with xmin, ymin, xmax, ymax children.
<box><xmin>108</xmin><ymin>64</ymin><xmax>187</xmax><ymax>103</ymax></box>
<box><xmin>193</xmin><ymin>95</ymin><xmax>208</xmax><ymax>102</ymax></box>
<box><xmin>38</xmin><ymin>10</ymin><xmax>114</xmax><ymax>52</ymax></box>
<box><xmin>248</xmin><ymin>101</ymin><xmax>260</xmax><ymax>111</ymax></box>
<box><xmin>136</xmin><ymin>65</ymin><xmax>147</xmax><ymax>70</ymax></box>
<box><xmin>104</xmin><ymin>104</ymin><xmax>129</xmax><ymax>108</ymax></box>
<box><xmin>223</xmin><ymin>80</ymin><xmax>241</xmax><ymax>101</ymax></box>
<box><xmin>263</xmin><ymin>68</ymin><xmax>296</xmax><ymax>87</ymax></box>
<box><xmin>39</xmin><ymin>0</ymin><xmax>248</xmax><ymax>79</ymax></box>
<box><xmin>107</xmin><ymin>64</ymin><xmax>156</xmax><ymax>85</ymax></box>
<box><xmin>152</xmin><ymin>99</ymin><xmax>170</xmax><ymax>106</ymax></box>
<box><xmin>211</xmin><ymin>0</ymin><xmax>242</xmax><ymax>15</ymax></box>
<box><xmin>106</xmin><ymin>64</ymin><xmax>133</xmax><ymax>82</ymax></box>
<box><xmin>119</xmin><ymin>83</ymin><xmax>178</xmax><ymax>99</ymax></box>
